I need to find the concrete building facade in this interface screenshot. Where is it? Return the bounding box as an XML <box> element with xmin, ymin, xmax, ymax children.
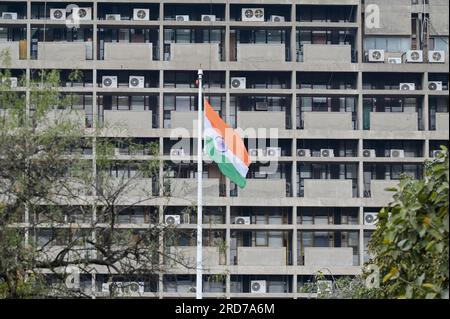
<box><xmin>0</xmin><ymin>0</ymin><xmax>448</xmax><ymax>298</ymax></box>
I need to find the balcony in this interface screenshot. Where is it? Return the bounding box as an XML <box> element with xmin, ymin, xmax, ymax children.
<box><xmin>370</xmin><ymin>112</ymin><xmax>418</xmax><ymax>131</ymax></box>
<box><xmin>237</xmin><ymin>111</ymin><xmax>286</xmax><ymax>130</ymax></box>
<box><xmin>369</xmin><ymin>180</ymin><xmax>398</xmax><ymax>204</ymax></box>
<box><xmin>303</xmin><ymin>179</ymin><xmax>353</xmax><ymax>199</ymax></box>
<box><xmin>238</xmin><ymin>179</ymin><xmax>286</xmax><ymax>198</ymax></box>
<box><xmin>170</xmin><ymin>43</ymin><xmax>220</xmax><ymax>64</ymax></box>
<box><xmin>0</xmin><ymin>41</ymin><xmax>24</xmax><ymax>62</ymax></box>
<box><xmin>237</xmin><ymin>247</ymin><xmax>286</xmax><ymax>266</ymax></box>
<box><xmin>168</xmin><ymin>246</ymin><xmax>221</xmax><ymax>268</ymax></box>
<box><xmin>103</xmin><ymin>111</ymin><xmax>154</xmax><ymax>137</ymax></box>
<box><xmin>39</xmin><ymin>110</ymin><xmax>86</xmax><ymax>131</ymax></box>
<box><xmin>436</xmin><ymin>113</ymin><xmax>449</xmax><ymax>131</ymax></box>
<box><xmin>304</xmin><ymin>247</ymin><xmax>353</xmax><ymax>267</ymax></box>
<box><xmin>303</xmin><ymin>44</ymin><xmax>352</xmax><ymax>64</ymax></box>
<box><xmin>237</xmin><ymin>44</ymin><xmax>285</xmax><ymax>63</ymax></box>
<box><xmin>38</xmin><ymin>42</ymin><xmax>92</xmax><ymax>62</ymax></box>
<box><xmin>303</xmin><ymin>112</ymin><xmax>353</xmax><ymax>131</ymax></box>
<box><xmin>102</xmin><ymin>178</ymin><xmax>154</xmax><ymax>202</ymax></box>
<box><xmin>169</xmin><ymin>178</ymin><xmax>220</xmax><ymax>199</ymax></box>
<box><xmin>104</xmin><ymin>43</ymin><xmax>153</xmax><ymax>62</ymax></box>
<box><xmin>170</xmin><ymin>111</ymin><xmax>197</xmax><ymax>130</ymax></box>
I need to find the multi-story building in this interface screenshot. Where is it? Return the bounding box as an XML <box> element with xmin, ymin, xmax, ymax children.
<box><xmin>0</xmin><ymin>0</ymin><xmax>448</xmax><ymax>298</ymax></box>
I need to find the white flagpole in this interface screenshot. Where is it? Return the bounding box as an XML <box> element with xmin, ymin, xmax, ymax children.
<box><xmin>196</xmin><ymin>69</ymin><xmax>204</xmax><ymax>300</ymax></box>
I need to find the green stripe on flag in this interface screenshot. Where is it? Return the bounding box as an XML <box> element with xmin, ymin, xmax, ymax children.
<box><xmin>205</xmin><ymin>137</ymin><xmax>247</xmax><ymax>189</ymax></box>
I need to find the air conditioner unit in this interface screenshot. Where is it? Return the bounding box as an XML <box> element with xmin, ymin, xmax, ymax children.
<box><xmin>432</xmin><ymin>150</ymin><xmax>444</xmax><ymax>158</ymax></box>
<box><xmin>129</xmin><ymin>76</ymin><xmax>145</xmax><ymax>89</ymax></box>
<box><xmin>363</xmin><ymin>149</ymin><xmax>376</xmax><ymax>158</ymax></box>
<box><xmin>266</xmin><ymin>147</ymin><xmax>281</xmax><ymax>158</ymax></box>
<box><xmin>390</xmin><ymin>149</ymin><xmax>405</xmax><ymax>158</ymax></box>
<box><xmin>249</xmin><ymin>149</ymin><xmax>263</xmax><ymax>158</ymax></box>
<box><xmin>201</xmin><ymin>15</ymin><xmax>216</xmax><ymax>22</ymax></box>
<box><xmin>428</xmin><ymin>81</ymin><xmax>443</xmax><ymax>91</ymax></box>
<box><xmin>297</xmin><ymin>149</ymin><xmax>311</xmax><ymax>157</ymax></box>
<box><xmin>72</xmin><ymin>7</ymin><xmax>92</xmax><ymax>21</ymax></box>
<box><xmin>255</xmin><ymin>101</ymin><xmax>268</xmax><ymax>111</ymax></box>
<box><xmin>364</xmin><ymin>212</ymin><xmax>378</xmax><ymax>226</ymax></box>
<box><xmin>102</xmin><ymin>76</ymin><xmax>118</xmax><ymax>89</ymax></box>
<box><xmin>320</xmin><ymin>149</ymin><xmax>335</xmax><ymax>158</ymax></box>
<box><xmin>251</xmin><ymin>280</ymin><xmax>267</xmax><ymax>294</ymax></box>
<box><xmin>104</xmin><ymin>282</ymin><xmax>144</xmax><ymax>296</ymax></box>
<box><xmin>317</xmin><ymin>280</ymin><xmax>333</xmax><ymax>295</ymax></box>
<box><xmin>105</xmin><ymin>14</ymin><xmax>121</xmax><ymax>21</ymax></box>
<box><xmin>387</xmin><ymin>57</ymin><xmax>402</xmax><ymax>64</ymax></box>
<box><xmin>165</xmin><ymin>215</ymin><xmax>181</xmax><ymax>225</ymax></box>
<box><xmin>188</xmin><ymin>287</ymin><xmax>197</xmax><ymax>293</ymax></box>
<box><xmin>133</xmin><ymin>9</ymin><xmax>150</xmax><ymax>21</ymax></box>
<box><xmin>270</xmin><ymin>15</ymin><xmax>285</xmax><ymax>22</ymax></box>
<box><xmin>2</xmin><ymin>77</ymin><xmax>18</xmax><ymax>88</ymax></box>
<box><xmin>400</xmin><ymin>83</ymin><xmax>415</xmax><ymax>91</ymax></box>
<box><xmin>242</xmin><ymin>8</ymin><xmax>265</xmax><ymax>22</ymax></box>
<box><xmin>406</xmin><ymin>50</ymin><xmax>423</xmax><ymax>63</ymax></box>
<box><xmin>50</xmin><ymin>9</ymin><xmax>66</xmax><ymax>21</ymax></box>
<box><xmin>170</xmin><ymin>149</ymin><xmax>185</xmax><ymax>157</ymax></box>
<box><xmin>1</xmin><ymin>12</ymin><xmax>18</xmax><ymax>20</ymax></box>
<box><xmin>428</xmin><ymin>50</ymin><xmax>445</xmax><ymax>63</ymax></box>
<box><xmin>231</xmin><ymin>77</ymin><xmax>246</xmax><ymax>89</ymax></box>
<box><xmin>235</xmin><ymin>217</ymin><xmax>251</xmax><ymax>225</ymax></box>
<box><xmin>368</xmin><ymin>50</ymin><xmax>385</xmax><ymax>62</ymax></box>
<box><xmin>175</xmin><ymin>15</ymin><xmax>190</xmax><ymax>22</ymax></box>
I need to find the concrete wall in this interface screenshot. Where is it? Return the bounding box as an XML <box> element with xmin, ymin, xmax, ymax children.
<box><xmin>106</xmin><ymin>178</ymin><xmax>153</xmax><ymax>201</ymax></box>
<box><xmin>38</xmin><ymin>42</ymin><xmax>87</xmax><ymax>62</ymax></box>
<box><xmin>370</xmin><ymin>112</ymin><xmax>418</xmax><ymax>131</ymax></box>
<box><xmin>237</xmin><ymin>247</ymin><xmax>286</xmax><ymax>266</ymax></box>
<box><xmin>370</xmin><ymin>180</ymin><xmax>398</xmax><ymax>202</ymax></box>
<box><xmin>239</xmin><ymin>180</ymin><xmax>286</xmax><ymax>198</ymax></box>
<box><xmin>429</xmin><ymin>0</ymin><xmax>450</xmax><ymax>35</ymax></box>
<box><xmin>303</xmin><ymin>44</ymin><xmax>352</xmax><ymax>64</ymax></box>
<box><xmin>304</xmin><ymin>179</ymin><xmax>353</xmax><ymax>199</ymax></box>
<box><xmin>237</xmin><ymin>111</ymin><xmax>285</xmax><ymax>130</ymax></box>
<box><xmin>237</xmin><ymin>44</ymin><xmax>285</xmax><ymax>63</ymax></box>
<box><xmin>304</xmin><ymin>247</ymin><xmax>353</xmax><ymax>267</ymax></box>
<box><xmin>0</xmin><ymin>42</ymin><xmax>19</xmax><ymax>61</ymax></box>
<box><xmin>39</xmin><ymin>110</ymin><xmax>85</xmax><ymax>131</ymax></box>
<box><xmin>436</xmin><ymin>113</ymin><xmax>449</xmax><ymax>131</ymax></box>
<box><xmin>303</xmin><ymin>112</ymin><xmax>353</xmax><ymax>130</ymax></box>
<box><xmin>104</xmin><ymin>111</ymin><xmax>153</xmax><ymax>136</ymax></box>
<box><xmin>169</xmin><ymin>246</ymin><xmax>220</xmax><ymax>269</ymax></box>
<box><xmin>169</xmin><ymin>178</ymin><xmax>220</xmax><ymax>199</ymax></box>
<box><xmin>104</xmin><ymin>43</ymin><xmax>153</xmax><ymax>62</ymax></box>
<box><xmin>171</xmin><ymin>43</ymin><xmax>220</xmax><ymax>63</ymax></box>
<box><xmin>364</xmin><ymin>0</ymin><xmax>412</xmax><ymax>35</ymax></box>
<box><xmin>171</xmin><ymin>111</ymin><xmax>197</xmax><ymax>130</ymax></box>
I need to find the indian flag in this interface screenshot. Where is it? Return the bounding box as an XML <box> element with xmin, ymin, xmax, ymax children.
<box><xmin>204</xmin><ymin>99</ymin><xmax>251</xmax><ymax>188</ymax></box>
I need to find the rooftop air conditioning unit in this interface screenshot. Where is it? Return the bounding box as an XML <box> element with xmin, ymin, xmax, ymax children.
<box><xmin>317</xmin><ymin>280</ymin><xmax>333</xmax><ymax>295</ymax></box>
<box><xmin>170</xmin><ymin>149</ymin><xmax>185</xmax><ymax>157</ymax></box>
<box><xmin>1</xmin><ymin>12</ymin><xmax>18</xmax><ymax>20</ymax></box>
<box><xmin>400</xmin><ymin>83</ymin><xmax>415</xmax><ymax>91</ymax></box>
<box><xmin>251</xmin><ymin>280</ymin><xmax>267</xmax><ymax>294</ymax></box>
<box><xmin>390</xmin><ymin>149</ymin><xmax>405</xmax><ymax>158</ymax></box>
<box><xmin>73</xmin><ymin>7</ymin><xmax>92</xmax><ymax>21</ymax></box>
<box><xmin>242</xmin><ymin>8</ymin><xmax>265</xmax><ymax>22</ymax></box>
<box><xmin>249</xmin><ymin>149</ymin><xmax>263</xmax><ymax>158</ymax></box>
<box><xmin>387</xmin><ymin>57</ymin><xmax>402</xmax><ymax>64</ymax></box>
<box><xmin>165</xmin><ymin>215</ymin><xmax>181</xmax><ymax>225</ymax></box>
<box><xmin>175</xmin><ymin>15</ymin><xmax>190</xmax><ymax>22</ymax></box>
<box><xmin>266</xmin><ymin>147</ymin><xmax>281</xmax><ymax>158</ymax></box>
<box><xmin>270</xmin><ymin>15</ymin><xmax>285</xmax><ymax>22</ymax></box>
<box><xmin>231</xmin><ymin>77</ymin><xmax>246</xmax><ymax>89</ymax></box>
<box><xmin>235</xmin><ymin>217</ymin><xmax>251</xmax><ymax>225</ymax></box>
<box><xmin>368</xmin><ymin>50</ymin><xmax>385</xmax><ymax>62</ymax></box>
<box><xmin>105</xmin><ymin>282</ymin><xmax>144</xmax><ymax>296</ymax></box>
<box><xmin>364</xmin><ymin>212</ymin><xmax>378</xmax><ymax>226</ymax></box>
<box><xmin>428</xmin><ymin>81</ymin><xmax>443</xmax><ymax>91</ymax></box>
<box><xmin>105</xmin><ymin>14</ymin><xmax>121</xmax><ymax>21</ymax></box>
<box><xmin>320</xmin><ymin>149</ymin><xmax>335</xmax><ymax>158</ymax></box>
<box><xmin>363</xmin><ymin>149</ymin><xmax>376</xmax><ymax>158</ymax></box>
<box><xmin>129</xmin><ymin>76</ymin><xmax>145</xmax><ymax>89</ymax></box>
<box><xmin>133</xmin><ymin>9</ymin><xmax>150</xmax><ymax>21</ymax></box>
<box><xmin>201</xmin><ymin>15</ymin><xmax>216</xmax><ymax>22</ymax></box>
<box><xmin>406</xmin><ymin>50</ymin><xmax>423</xmax><ymax>63</ymax></box>
<box><xmin>297</xmin><ymin>149</ymin><xmax>311</xmax><ymax>157</ymax></box>
<box><xmin>428</xmin><ymin>50</ymin><xmax>445</xmax><ymax>63</ymax></box>
<box><xmin>102</xmin><ymin>76</ymin><xmax>118</xmax><ymax>89</ymax></box>
<box><xmin>50</xmin><ymin>9</ymin><xmax>66</xmax><ymax>21</ymax></box>
<box><xmin>255</xmin><ymin>101</ymin><xmax>268</xmax><ymax>111</ymax></box>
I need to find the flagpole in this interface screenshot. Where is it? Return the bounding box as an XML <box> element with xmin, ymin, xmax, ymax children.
<box><xmin>196</xmin><ymin>69</ymin><xmax>204</xmax><ymax>300</ymax></box>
